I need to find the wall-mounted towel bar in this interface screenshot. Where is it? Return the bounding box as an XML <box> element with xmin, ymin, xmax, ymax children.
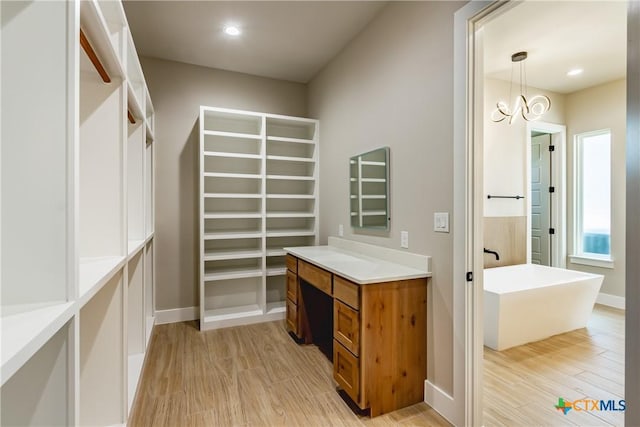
<box><xmin>487</xmin><ymin>195</ymin><xmax>524</xmax><ymax>200</ymax></box>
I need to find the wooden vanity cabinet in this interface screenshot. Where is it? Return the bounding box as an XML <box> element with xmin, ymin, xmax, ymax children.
<box><xmin>285</xmin><ymin>253</ymin><xmax>428</xmax><ymax>417</ymax></box>
<box><xmin>285</xmin><ymin>256</ymin><xmax>301</xmax><ymax>338</ymax></box>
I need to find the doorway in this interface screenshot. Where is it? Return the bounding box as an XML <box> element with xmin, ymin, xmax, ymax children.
<box><xmin>530</xmin><ymin>131</ymin><xmax>551</xmax><ymax>265</ymax></box>
<box><xmin>453</xmin><ymin>1</ymin><xmax>636</xmax><ymax>426</ymax></box>
<box><xmin>526</xmin><ymin>122</ymin><xmax>567</xmax><ymax>268</ymax></box>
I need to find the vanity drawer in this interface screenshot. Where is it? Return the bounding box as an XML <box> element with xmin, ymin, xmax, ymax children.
<box><xmin>286</xmin><ymin>270</ymin><xmax>298</xmax><ymax>303</ymax></box>
<box><xmin>298</xmin><ymin>260</ymin><xmax>332</xmax><ymax>295</ymax></box>
<box><xmin>286</xmin><ymin>254</ymin><xmax>298</xmax><ymax>274</ymax></box>
<box><xmin>333</xmin><ymin>276</ymin><xmax>359</xmax><ymax>310</ymax></box>
<box><xmin>334</xmin><ymin>300</ymin><xmax>360</xmax><ymax>356</ymax></box>
<box><xmin>286</xmin><ymin>298</ymin><xmax>299</xmax><ymax>336</ymax></box>
<box><xmin>333</xmin><ymin>340</ymin><xmax>360</xmax><ymax>405</ymax></box>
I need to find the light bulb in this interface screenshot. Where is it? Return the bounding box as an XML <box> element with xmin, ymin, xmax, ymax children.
<box><xmin>224</xmin><ymin>25</ymin><xmax>241</xmax><ymax>36</ymax></box>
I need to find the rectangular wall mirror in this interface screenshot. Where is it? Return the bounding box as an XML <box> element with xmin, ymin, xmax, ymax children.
<box><xmin>349</xmin><ymin>147</ymin><xmax>390</xmax><ymax>230</ymax></box>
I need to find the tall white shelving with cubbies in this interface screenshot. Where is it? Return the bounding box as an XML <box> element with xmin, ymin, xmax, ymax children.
<box><xmin>199</xmin><ymin>107</ymin><xmax>319</xmax><ymax>330</ymax></box>
<box><xmin>1</xmin><ymin>1</ymin><xmax>155</xmax><ymax>425</ymax></box>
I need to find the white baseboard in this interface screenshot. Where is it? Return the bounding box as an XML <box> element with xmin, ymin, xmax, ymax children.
<box><xmin>596</xmin><ymin>292</ymin><xmax>625</xmax><ymax>310</ymax></box>
<box><xmin>424</xmin><ymin>380</ymin><xmax>457</xmax><ymax>426</ymax></box>
<box><xmin>154</xmin><ymin>306</ymin><xmax>199</xmax><ymax>324</ymax></box>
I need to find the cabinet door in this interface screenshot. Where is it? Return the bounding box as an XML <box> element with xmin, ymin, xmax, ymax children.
<box><xmin>286</xmin><ymin>298</ymin><xmax>299</xmax><ymax>336</ymax></box>
<box><xmin>333</xmin><ymin>340</ymin><xmax>360</xmax><ymax>406</ymax></box>
<box><xmin>334</xmin><ymin>300</ymin><xmax>360</xmax><ymax>356</ymax></box>
<box><xmin>286</xmin><ymin>270</ymin><xmax>298</xmax><ymax>303</ymax></box>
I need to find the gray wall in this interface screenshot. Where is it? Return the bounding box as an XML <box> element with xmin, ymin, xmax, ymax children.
<box><xmin>308</xmin><ymin>1</ymin><xmax>464</xmax><ymax>395</ymax></box>
<box><xmin>140</xmin><ymin>57</ymin><xmax>307</xmax><ymax>311</ymax></box>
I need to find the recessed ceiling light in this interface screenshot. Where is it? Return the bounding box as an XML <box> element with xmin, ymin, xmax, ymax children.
<box><xmin>224</xmin><ymin>25</ymin><xmax>241</xmax><ymax>36</ymax></box>
<box><xmin>567</xmin><ymin>68</ymin><xmax>583</xmax><ymax>77</ymax></box>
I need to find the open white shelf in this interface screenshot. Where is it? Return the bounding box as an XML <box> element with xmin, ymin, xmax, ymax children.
<box><xmin>266</xmin><ymin>212</ymin><xmax>315</xmax><ymax>218</ymax></box>
<box><xmin>203</xmin><ymin>130</ymin><xmax>262</xmax><ymax>140</ymax></box>
<box><xmin>362</xmin><ymin>178</ymin><xmax>387</xmax><ymax>183</ymax></box>
<box><xmin>266</xmin><ymin>174</ymin><xmax>315</xmax><ymax>181</ymax></box>
<box><xmin>127</xmin><ymin>251</ymin><xmax>145</xmax><ymax>413</ymax></box>
<box><xmin>204</xmin><ymin>231</ymin><xmax>263</xmax><ymax>240</ymax></box>
<box><xmin>266</xmin><ymin>155</ymin><xmax>314</xmax><ymax>162</ymax></box>
<box><xmin>266</xmin><ymin>267</ymin><xmax>287</xmax><ymax>277</ymax></box>
<box><xmin>1</xmin><ymin>302</ymin><xmax>75</xmax><ymax>387</ymax></box>
<box><xmin>205</xmin><ymin>172</ymin><xmax>263</xmax><ymax>180</ymax></box>
<box><xmin>1</xmin><ymin>319</ymin><xmax>73</xmax><ymax>425</ymax></box>
<box><xmin>79</xmin><ymin>273</ymin><xmax>125</xmax><ymax>427</ymax></box>
<box><xmin>266</xmin><ymin>248</ymin><xmax>287</xmax><ymax>257</ymax></box>
<box><xmin>127</xmin><ymin>80</ymin><xmax>144</xmax><ymax>120</ymax></box>
<box><xmin>80</xmin><ymin>0</ymin><xmax>125</xmax><ymax>79</ymax></box>
<box><xmin>145</xmin><ymin>90</ymin><xmax>155</xmax><ymax>137</ymax></box>
<box><xmin>199</xmin><ymin>106</ymin><xmax>318</xmax><ymax>330</ymax></box>
<box><xmin>79</xmin><ymin>256</ymin><xmax>127</xmax><ymax>306</ymax></box>
<box><xmin>127</xmin><ymin>353</ymin><xmax>145</xmax><ymax>412</ymax></box>
<box><xmin>204</xmin><ymin>212</ymin><xmax>262</xmax><ymax>219</ymax></box>
<box><xmin>95</xmin><ymin>0</ymin><xmax>127</xmax><ymax>69</ymax></box>
<box><xmin>1</xmin><ymin>1</ymin><xmax>154</xmax><ymax>424</ymax></box>
<box><xmin>203</xmin><ymin>249</ymin><xmax>263</xmax><ymax>261</ymax></box>
<box><xmin>266</xmin><ymin>136</ymin><xmax>315</xmax><ymax>145</ymax></box>
<box><xmin>145</xmin><ymin>121</ymin><xmax>155</xmax><ymax>142</ymax></box>
<box><xmin>266</xmin><ymin>229</ymin><xmax>316</xmax><ymax>238</ymax></box>
<box><xmin>266</xmin><ymin>194</ymin><xmax>315</xmax><ymax>199</ymax></box>
<box><xmin>204</xmin><ymin>151</ymin><xmax>262</xmax><ymax>159</ymax></box>
<box><xmin>362</xmin><ymin>211</ymin><xmax>388</xmax><ymax>216</ymax></box>
<box><xmin>204</xmin><ymin>192</ymin><xmax>262</xmax><ymax>199</ymax></box>
<box><xmin>266</xmin><ymin>301</ymin><xmax>286</xmax><ymax>315</ymax></box>
<box><xmin>203</xmin><ymin>305</ymin><xmax>263</xmax><ymax>323</ymax></box>
<box><xmin>204</xmin><ymin>268</ymin><xmax>264</xmax><ymax>282</ymax></box>
<box><xmin>144</xmin><ymin>241</ymin><xmax>155</xmax><ymax>348</ymax></box>
<box><xmin>128</xmin><ymin>239</ymin><xmax>145</xmax><ymax>257</ymax></box>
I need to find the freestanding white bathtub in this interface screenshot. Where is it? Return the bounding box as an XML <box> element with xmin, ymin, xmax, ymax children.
<box><xmin>483</xmin><ymin>264</ymin><xmax>604</xmax><ymax>351</ymax></box>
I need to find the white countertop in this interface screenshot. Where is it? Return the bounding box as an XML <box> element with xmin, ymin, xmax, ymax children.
<box><xmin>284</xmin><ymin>244</ymin><xmax>431</xmax><ymax>285</ymax></box>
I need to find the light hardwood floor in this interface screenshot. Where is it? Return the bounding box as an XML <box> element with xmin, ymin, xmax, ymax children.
<box><xmin>130</xmin><ymin>304</ymin><xmax>624</xmax><ymax>426</ymax></box>
<box><xmin>484</xmin><ymin>304</ymin><xmax>625</xmax><ymax>427</ymax></box>
<box><xmin>129</xmin><ymin>320</ymin><xmax>450</xmax><ymax>426</ymax></box>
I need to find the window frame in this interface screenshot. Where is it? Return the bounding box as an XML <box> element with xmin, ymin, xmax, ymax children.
<box><xmin>571</xmin><ymin>128</ymin><xmax>614</xmax><ymax>268</ymax></box>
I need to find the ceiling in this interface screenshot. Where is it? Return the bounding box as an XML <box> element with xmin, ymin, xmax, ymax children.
<box><xmin>123</xmin><ymin>1</ymin><xmax>627</xmax><ymax>92</ymax></box>
<box><xmin>483</xmin><ymin>1</ymin><xmax>627</xmax><ymax>94</ymax></box>
<box><xmin>122</xmin><ymin>1</ymin><xmax>387</xmax><ymax>83</ymax></box>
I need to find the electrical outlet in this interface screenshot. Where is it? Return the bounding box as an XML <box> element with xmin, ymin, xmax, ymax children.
<box><xmin>400</xmin><ymin>231</ymin><xmax>409</xmax><ymax>248</ymax></box>
<box><xmin>434</xmin><ymin>212</ymin><xmax>450</xmax><ymax>233</ymax></box>
<box><xmin>338</xmin><ymin>224</ymin><xmax>344</xmax><ymax>237</ymax></box>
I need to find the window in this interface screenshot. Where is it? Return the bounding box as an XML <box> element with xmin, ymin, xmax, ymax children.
<box><xmin>574</xmin><ymin>129</ymin><xmax>611</xmax><ymax>261</ymax></box>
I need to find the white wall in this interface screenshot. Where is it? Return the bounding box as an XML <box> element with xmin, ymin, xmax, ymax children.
<box><xmin>140</xmin><ymin>57</ymin><xmax>307</xmax><ymax>311</ymax></box>
<box><xmin>566</xmin><ymin>79</ymin><xmax>626</xmax><ymax>298</ymax></box>
<box><xmin>309</xmin><ymin>1</ymin><xmax>465</xmax><ymax>395</ymax></box>
<box><xmin>484</xmin><ymin>78</ymin><xmax>566</xmax><ymax>217</ymax></box>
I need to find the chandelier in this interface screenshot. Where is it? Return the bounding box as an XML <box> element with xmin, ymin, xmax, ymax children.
<box><xmin>491</xmin><ymin>51</ymin><xmax>551</xmax><ymax>124</ymax></box>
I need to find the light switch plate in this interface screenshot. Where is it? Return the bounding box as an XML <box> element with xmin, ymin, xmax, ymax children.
<box><xmin>434</xmin><ymin>212</ymin><xmax>450</xmax><ymax>233</ymax></box>
<box><xmin>338</xmin><ymin>224</ymin><xmax>344</xmax><ymax>237</ymax></box>
<box><xmin>400</xmin><ymin>231</ymin><xmax>409</xmax><ymax>248</ymax></box>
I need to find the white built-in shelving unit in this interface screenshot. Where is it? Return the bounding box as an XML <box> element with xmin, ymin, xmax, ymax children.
<box><xmin>1</xmin><ymin>1</ymin><xmax>156</xmax><ymax>425</ymax></box>
<box><xmin>199</xmin><ymin>107</ymin><xmax>319</xmax><ymax>330</ymax></box>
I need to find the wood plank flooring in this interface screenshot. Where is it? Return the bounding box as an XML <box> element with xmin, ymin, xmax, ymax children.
<box><xmin>130</xmin><ymin>304</ymin><xmax>624</xmax><ymax>426</ymax></box>
<box><xmin>483</xmin><ymin>304</ymin><xmax>625</xmax><ymax>427</ymax></box>
<box><xmin>128</xmin><ymin>320</ymin><xmax>450</xmax><ymax>426</ymax></box>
